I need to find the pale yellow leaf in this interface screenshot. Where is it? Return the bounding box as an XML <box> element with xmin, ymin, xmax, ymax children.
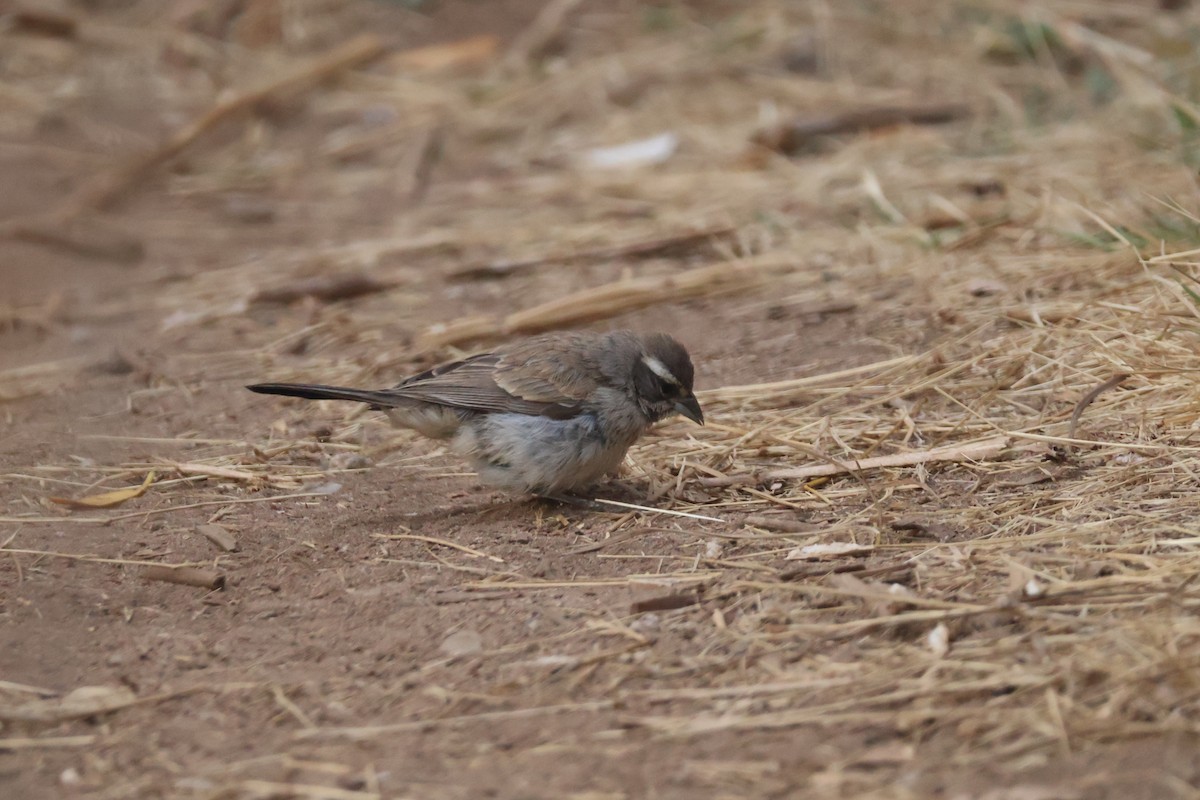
<box><xmin>49</xmin><ymin>471</ymin><xmax>155</xmax><ymax>510</ymax></box>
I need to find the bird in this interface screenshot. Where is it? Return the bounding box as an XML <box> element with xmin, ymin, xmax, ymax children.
<box><xmin>246</xmin><ymin>329</ymin><xmax>703</xmax><ymax>495</ymax></box>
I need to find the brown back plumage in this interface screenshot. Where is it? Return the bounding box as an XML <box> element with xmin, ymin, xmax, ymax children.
<box><xmin>249</xmin><ymin>331</ymin><xmax>632</xmax><ymax>420</ymax></box>
<box><xmin>388</xmin><ymin>332</ymin><xmax>622</xmax><ymax>418</ymax></box>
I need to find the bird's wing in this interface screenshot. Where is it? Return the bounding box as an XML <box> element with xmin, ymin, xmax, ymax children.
<box><xmin>384</xmin><ymin>334</ymin><xmax>603</xmax><ymax>419</ymax></box>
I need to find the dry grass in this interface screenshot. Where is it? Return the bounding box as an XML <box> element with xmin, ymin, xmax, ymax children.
<box><xmin>5</xmin><ymin>0</ymin><xmax>1200</xmax><ymax>796</ymax></box>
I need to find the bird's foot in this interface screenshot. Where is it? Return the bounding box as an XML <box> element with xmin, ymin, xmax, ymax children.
<box><xmin>532</xmin><ymin>493</ymin><xmax>614</xmax><ymax>513</ymax></box>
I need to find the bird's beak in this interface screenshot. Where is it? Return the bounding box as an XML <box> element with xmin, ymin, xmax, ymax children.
<box><xmin>674</xmin><ymin>395</ymin><xmax>704</xmax><ymax>426</ymax></box>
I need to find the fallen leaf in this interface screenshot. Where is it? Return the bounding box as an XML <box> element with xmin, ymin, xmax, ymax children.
<box><xmin>49</xmin><ymin>471</ymin><xmax>155</xmax><ymax>510</ymax></box>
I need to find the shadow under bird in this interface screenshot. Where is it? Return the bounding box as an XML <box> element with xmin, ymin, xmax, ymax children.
<box><xmin>247</xmin><ymin>330</ymin><xmax>704</xmax><ymax>495</ymax></box>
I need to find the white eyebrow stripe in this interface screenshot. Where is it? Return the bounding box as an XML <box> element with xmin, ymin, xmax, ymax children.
<box><xmin>642</xmin><ymin>355</ymin><xmax>680</xmax><ymax>385</ymax></box>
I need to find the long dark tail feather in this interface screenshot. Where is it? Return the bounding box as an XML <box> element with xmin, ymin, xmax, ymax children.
<box><xmin>246</xmin><ymin>383</ymin><xmax>399</xmax><ymax>408</ymax></box>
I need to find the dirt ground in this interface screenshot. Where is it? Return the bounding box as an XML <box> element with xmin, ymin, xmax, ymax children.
<box><xmin>5</xmin><ymin>1</ymin><xmax>1200</xmax><ymax>798</ymax></box>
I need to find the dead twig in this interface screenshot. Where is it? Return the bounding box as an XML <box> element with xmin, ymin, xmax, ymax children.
<box><xmin>631</xmin><ymin>591</ymin><xmax>702</xmax><ymax>614</ymax></box>
<box><xmin>0</xmin><ymin>683</ymin><xmax>260</xmax><ymax>724</ymax></box>
<box><xmin>780</xmin><ymin>561</ymin><xmax>914</xmax><ymax>583</ymax></box>
<box><xmin>143</xmin><ymin>565</ymin><xmax>226</xmax><ymax>591</ymax></box>
<box><xmin>753</xmin><ymin>102</ymin><xmax>971</xmax><ymax>154</ymax></box>
<box><xmin>420</xmin><ymin>254</ymin><xmax>800</xmax><ymax>350</ymax></box>
<box><xmin>0</xmin><ymin>686</ymin><xmax>137</xmax><ymax>724</ymax></box>
<box><xmin>10</xmin><ymin>6</ymin><xmax>78</xmax><ymax>38</ymax></box>
<box><xmin>372</xmin><ymin>533</ymin><xmax>505</xmax><ymax>563</ymax></box>
<box><xmin>250</xmin><ymin>273</ymin><xmax>399</xmax><ymax>305</ymax></box>
<box><xmin>743</xmin><ymin>514</ymin><xmax>819</xmax><ymax>533</ymax></box>
<box><xmin>448</xmin><ymin>224</ymin><xmax>736</xmax><ymax>281</ymax></box>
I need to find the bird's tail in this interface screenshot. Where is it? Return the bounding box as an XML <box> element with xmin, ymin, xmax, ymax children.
<box><xmin>246</xmin><ymin>383</ymin><xmax>400</xmax><ymax>408</ymax></box>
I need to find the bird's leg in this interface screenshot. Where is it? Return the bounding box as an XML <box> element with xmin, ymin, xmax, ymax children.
<box><xmin>533</xmin><ymin>493</ymin><xmax>612</xmax><ymax>513</ymax></box>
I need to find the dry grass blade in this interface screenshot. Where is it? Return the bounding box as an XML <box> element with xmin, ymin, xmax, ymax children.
<box><xmin>0</xmin><ymin>357</ymin><xmax>88</xmax><ymax>402</ymax></box>
<box><xmin>697</xmin><ymin>354</ymin><xmax>918</xmax><ymax>405</ymax></box>
<box><xmin>0</xmin><ymin>548</ymin><xmax>210</xmax><ymax>570</ymax></box>
<box><xmin>583</xmin><ymin>498</ymin><xmax>724</xmax><ymax>522</ymax></box>
<box><xmin>295</xmin><ymin>700</ymin><xmax>613</xmax><ymax>740</ymax></box>
<box><xmin>0</xmin><ymin>680</ymin><xmax>57</xmax><ymax>697</ymax></box>
<box><xmin>373</xmin><ymin>533</ymin><xmax>505</xmax><ymax>563</ymax></box>
<box><xmin>167</xmin><ymin>462</ymin><xmax>259</xmax><ymax>482</ymax></box>
<box><xmin>460</xmin><ymin>571</ymin><xmax>718</xmax><ymax>591</ymax></box>
<box><xmin>234</xmin><ymin>781</ymin><xmax>379</xmax><ymax>800</ymax></box>
<box><xmin>0</xmin><ymin>685</ymin><xmax>137</xmax><ymax>723</ymax></box>
<box><xmin>103</xmin><ymin>490</ymin><xmax>338</xmax><ymax>522</ymax></box>
<box><xmin>697</xmin><ymin>436</ymin><xmax>1009</xmax><ymax>487</ymax></box>
<box><xmin>0</xmin><ymin>736</ymin><xmax>97</xmax><ymax>750</ymax></box>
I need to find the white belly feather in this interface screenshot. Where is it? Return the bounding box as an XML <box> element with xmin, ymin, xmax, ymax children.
<box><xmin>454</xmin><ymin>412</ymin><xmax>643</xmax><ymax>494</ymax></box>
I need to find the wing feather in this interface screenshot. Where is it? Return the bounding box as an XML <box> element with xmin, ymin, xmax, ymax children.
<box><xmin>376</xmin><ymin>332</ymin><xmax>608</xmax><ymax>419</ymax></box>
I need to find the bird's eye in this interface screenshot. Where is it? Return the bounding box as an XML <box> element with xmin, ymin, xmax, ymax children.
<box><xmin>657</xmin><ymin>377</ymin><xmax>678</xmax><ymax>397</ymax></box>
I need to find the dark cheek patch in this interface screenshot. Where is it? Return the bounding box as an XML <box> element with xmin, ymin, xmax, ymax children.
<box><xmin>633</xmin><ymin>362</ymin><xmax>665</xmax><ymax>402</ymax></box>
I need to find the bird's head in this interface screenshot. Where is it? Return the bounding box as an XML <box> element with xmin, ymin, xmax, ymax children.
<box><xmin>627</xmin><ymin>332</ymin><xmax>703</xmax><ymax>426</ymax></box>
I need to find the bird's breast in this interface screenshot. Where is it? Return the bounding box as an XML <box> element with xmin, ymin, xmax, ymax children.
<box><xmin>455</xmin><ymin>411</ymin><xmax>642</xmax><ymax>494</ymax></box>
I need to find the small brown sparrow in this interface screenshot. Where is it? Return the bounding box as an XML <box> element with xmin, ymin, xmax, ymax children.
<box><xmin>248</xmin><ymin>330</ymin><xmax>703</xmax><ymax>495</ymax></box>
